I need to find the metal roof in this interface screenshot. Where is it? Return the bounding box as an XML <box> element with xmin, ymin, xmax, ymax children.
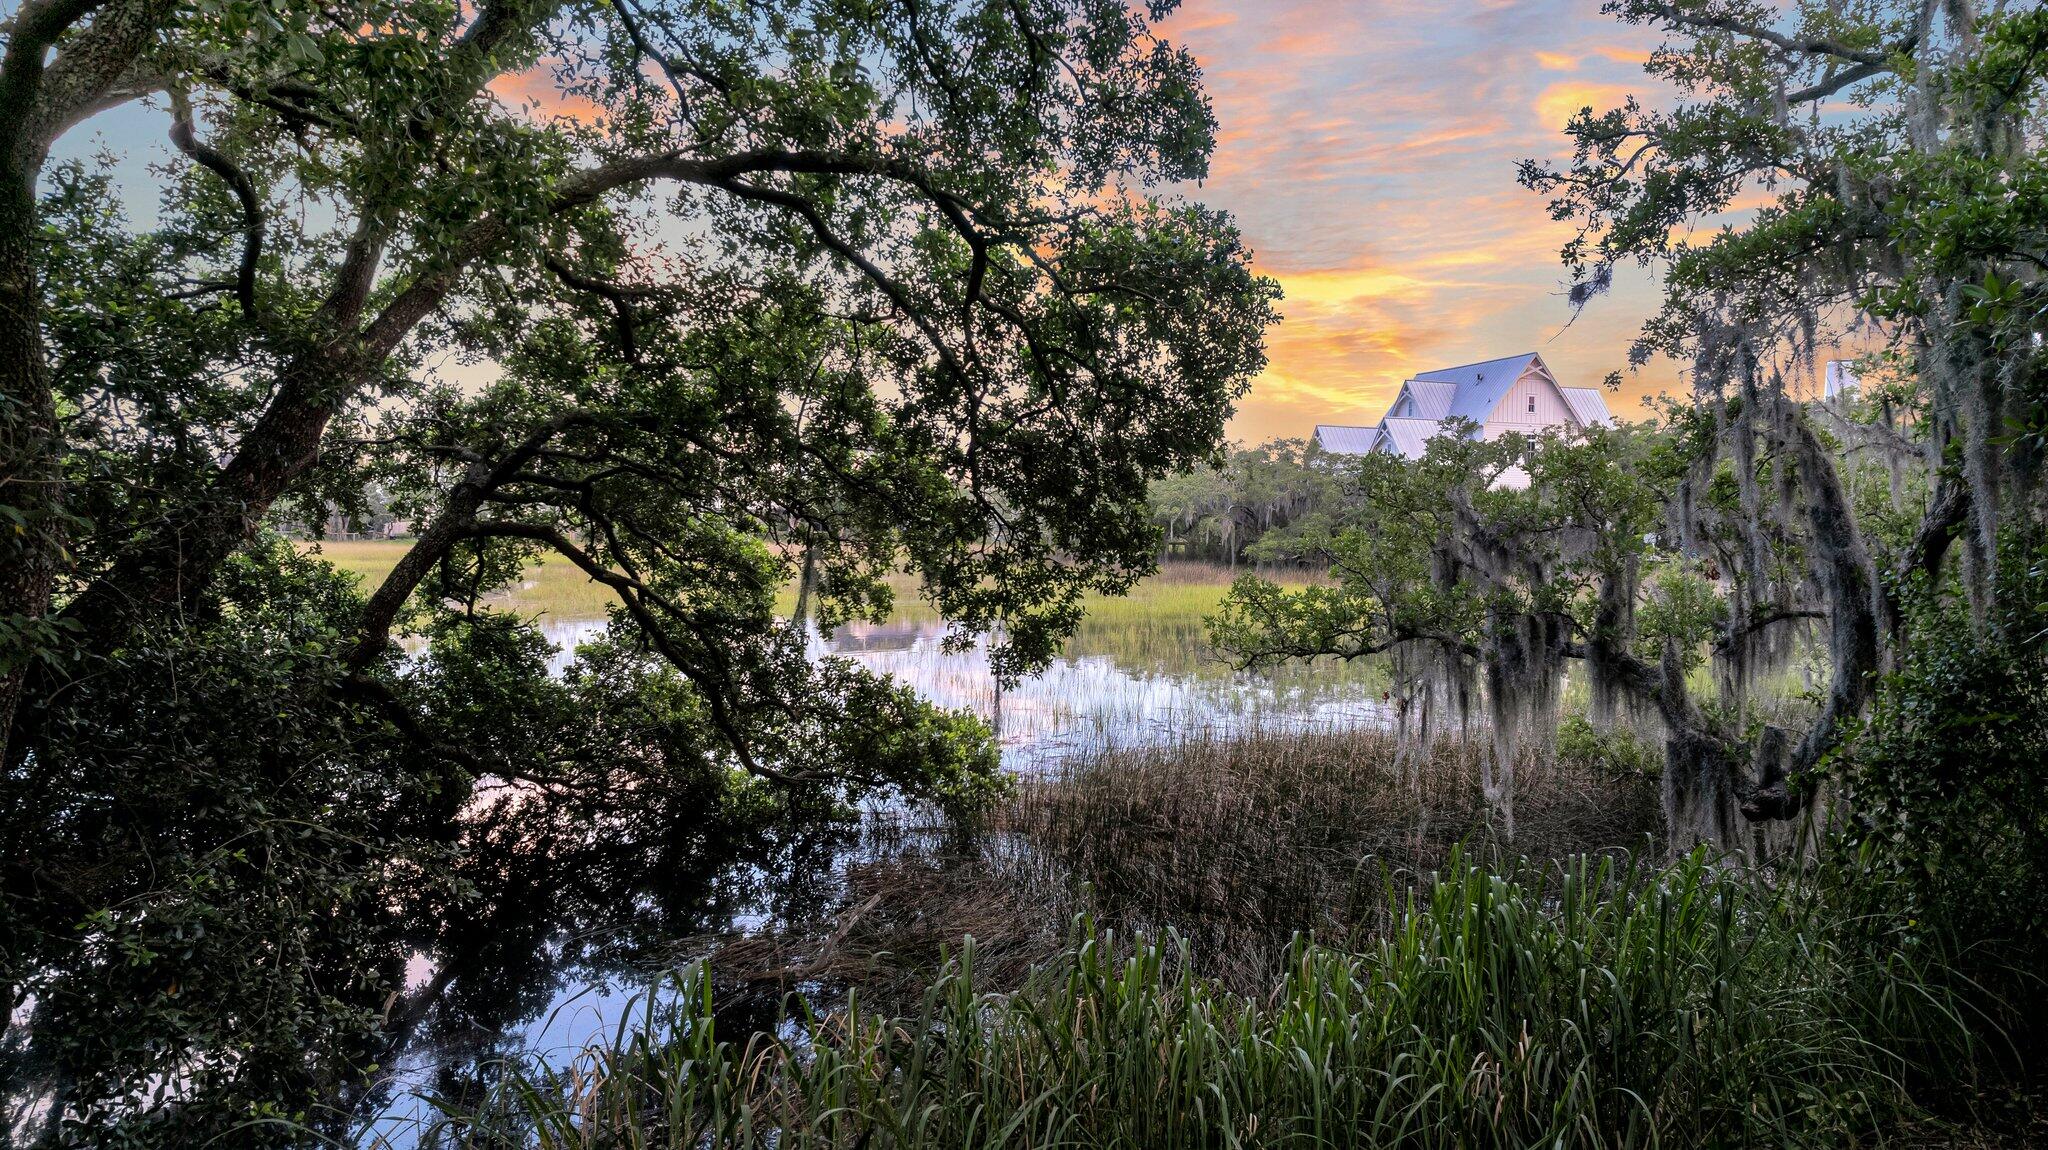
<box><xmin>1413</xmin><ymin>353</ymin><xmax>1547</xmax><ymax>423</ymax></box>
<box><xmin>1316</xmin><ymin>352</ymin><xmax>1604</xmax><ymax>464</ymax></box>
<box><xmin>1558</xmin><ymin>386</ymin><xmax>1612</xmax><ymax>428</ymax></box>
<box><xmin>1378</xmin><ymin>417</ymin><xmax>1444</xmax><ymax>459</ymax></box>
<box><xmin>1314</xmin><ymin>424</ymin><xmax>1382</xmax><ymax>455</ymax></box>
<box><xmin>1395</xmin><ymin>379</ymin><xmax>1457</xmax><ymax>420</ymax></box>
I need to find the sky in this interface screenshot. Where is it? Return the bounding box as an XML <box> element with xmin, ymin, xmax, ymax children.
<box><xmin>50</xmin><ymin>0</ymin><xmax>1686</xmax><ymax>442</ymax></box>
<box><xmin>1152</xmin><ymin>0</ymin><xmax>1681</xmax><ymax>442</ymax></box>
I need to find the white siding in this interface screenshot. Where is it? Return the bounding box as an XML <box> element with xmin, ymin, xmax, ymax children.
<box><xmin>1480</xmin><ymin>368</ymin><xmax>1574</xmax><ymax>438</ymax></box>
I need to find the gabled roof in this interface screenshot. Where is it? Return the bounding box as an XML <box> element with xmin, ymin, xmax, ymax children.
<box><xmin>1378</xmin><ymin>417</ymin><xmax>1441</xmax><ymax>459</ymax></box>
<box><xmin>1314</xmin><ymin>424</ymin><xmax>1381</xmax><ymax>455</ymax></box>
<box><xmin>1413</xmin><ymin>353</ymin><xmax>1547</xmax><ymax>423</ymax></box>
<box><xmin>1558</xmin><ymin>386</ymin><xmax>1612</xmax><ymax>428</ymax></box>
<box><xmin>1395</xmin><ymin>379</ymin><xmax>1457</xmax><ymax>420</ymax></box>
<box><xmin>1315</xmin><ymin>352</ymin><xmax>1602</xmax><ymax>475</ymax></box>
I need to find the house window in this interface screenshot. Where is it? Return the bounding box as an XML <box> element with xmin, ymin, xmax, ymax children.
<box><xmin>1526</xmin><ymin>394</ymin><xmax>1536</xmax><ymax>414</ymax></box>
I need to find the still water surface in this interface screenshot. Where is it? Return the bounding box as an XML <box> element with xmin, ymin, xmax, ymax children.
<box><xmin>363</xmin><ymin>589</ymin><xmax>1393</xmax><ymax>1135</ymax></box>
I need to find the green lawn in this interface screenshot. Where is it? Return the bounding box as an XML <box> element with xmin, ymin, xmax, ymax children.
<box><xmin>299</xmin><ymin>539</ymin><xmax>1304</xmax><ymax>626</ymax></box>
<box><xmin>297</xmin><ymin>539</ymin><xmax>625</xmax><ymax>620</ymax></box>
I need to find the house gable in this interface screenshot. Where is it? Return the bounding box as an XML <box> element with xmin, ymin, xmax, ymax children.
<box><xmin>1415</xmin><ymin>353</ymin><xmax>1541</xmax><ymax>424</ymax></box>
<box><xmin>1320</xmin><ymin>351</ymin><xmax>1612</xmax><ymax>467</ymax></box>
<box><xmin>1378</xmin><ymin>417</ymin><xmax>1441</xmax><ymax>459</ymax></box>
<box><xmin>1477</xmin><ymin>357</ymin><xmax>1578</xmax><ymax>436</ymax></box>
<box><xmin>1386</xmin><ymin>379</ymin><xmax>1456</xmax><ymax>421</ymax></box>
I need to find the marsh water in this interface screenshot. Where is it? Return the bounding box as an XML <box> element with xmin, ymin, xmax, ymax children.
<box><xmin>360</xmin><ymin>576</ymin><xmax>1395</xmax><ymax>1138</ymax></box>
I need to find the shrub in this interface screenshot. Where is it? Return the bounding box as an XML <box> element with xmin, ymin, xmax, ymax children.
<box><xmin>1835</xmin><ymin>552</ymin><xmax>2048</xmax><ymax>1069</ymax></box>
<box><xmin>1555</xmin><ymin>713</ymin><xmax>1662</xmax><ymax>781</ymax></box>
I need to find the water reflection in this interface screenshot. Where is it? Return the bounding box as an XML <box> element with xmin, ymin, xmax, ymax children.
<box><xmin>364</xmin><ymin>598</ymin><xmax>1393</xmax><ymax>1140</ymax></box>
<box><xmin>357</xmin><ymin>819</ymin><xmax>855</xmax><ymax>1143</ymax></box>
<box><xmin>534</xmin><ymin>609</ymin><xmax>1393</xmax><ymax>770</ymax></box>
<box><xmin>817</xmin><ymin>616</ymin><xmax>1390</xmax><ymax>769</ymax></box>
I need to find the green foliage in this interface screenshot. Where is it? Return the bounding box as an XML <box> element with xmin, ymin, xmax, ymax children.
<box><xmin>1210</xmin><ymin>425</ymin><xmax>1663</xmax><ymax>670</ymax></box>
<box><xmin>1</xmin><ymin>541</ymin><xmax>445</xmax><ymax>1143</ymax></box>
<box><xmin>426</xmin><ymin>850</ymin><xmax>1975</xmax><ymax>1149</ymax></box>
<box><xmin>1837</xmin><ymin>543</ymin><xmax>2048</xmax><ymax>1015</ymax></box>
<box><xmin>1556</xmin><ymin>712</ymin><xmax>1662</xmax><ymax>781</ymax></box>
<box><xmin>5</xmin><ymin>0</ymin><xmax>1277</xmax><ymax>1137</ymax></box>
<box><xmin>1147</xmin><ymin>438</ymin><xmax>1340</xmax><ymax>567</ymax></box>
<box><xmin>1636</xmin><ymin>560</ymin><xmax>1727</xmax><ymax>672</ymax></box>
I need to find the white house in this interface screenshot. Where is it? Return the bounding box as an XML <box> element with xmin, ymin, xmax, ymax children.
<box><xmin>1312</xmin><ymin>352</ymin><xmax>1612</xmax><ymax>488</ymax></box>
<box><xmin>1824</xmin><ymin>359</ymin><xmax>1860</xmax><ymax>400</ymax></box>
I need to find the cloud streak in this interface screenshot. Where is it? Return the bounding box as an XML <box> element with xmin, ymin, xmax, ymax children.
<box><xmin>1158</xmin><ymin>0</ymin><xmax>1679</xmax><ymax>440</ymax></box>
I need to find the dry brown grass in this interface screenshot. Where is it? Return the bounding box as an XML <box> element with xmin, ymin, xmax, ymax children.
<box><xmin>717</xmin><ymin>731</ymin><xmax>1662</xmax><ymax>1002</ymax></box>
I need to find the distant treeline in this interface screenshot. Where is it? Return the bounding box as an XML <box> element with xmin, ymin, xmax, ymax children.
<box><xmin>1147</xmin><ymin>438</ymin><xmax>1343</xmax><ymax>569</ymax></box>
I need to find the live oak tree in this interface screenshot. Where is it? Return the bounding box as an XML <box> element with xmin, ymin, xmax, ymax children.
<box><xmin>1529</xmin><ymin>0</ymin><xmax>2048</xmax><ymax>850</ymax></box>
<box><xmin>1215</xmin><ymin>1</ymin><xmax>2048</xmax><ymax>857</ymax></box>
<box><xmin>0</xmin><ymin>0</ymin><xmax>1276</xmax><ymax>1139</ymax></box>
<box><xmin>1146</xmin><ymin>437</ymin><xmax>1338</xmax><ymax>568</ymax></box>
<box><xmin>1211</xmin><ymin>425</ymin><xmax>1679</xmax><ymax>841</ymax></box>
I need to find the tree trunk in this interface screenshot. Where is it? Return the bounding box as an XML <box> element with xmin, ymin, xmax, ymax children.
<box><xmin>791</xmin><ymin>541</ymin><xmax>817</xmax><ymax>626</ymax></box>
<box><xmin>1741</xmin><ymin>399</ymin><xmax>1878</xmax><ymax>821</ymax></box>
<box><xmin>60</xmin><ymin>347</ymin><xmax>364</xmax><ymax>645</ymax></box>
<box><xmin>0</xmin><ymin>150</ymin><xmax>58</xmax><ymax>766</ymax></box>
<box><xmin>0</xmin><ymin>5</ymin><xmax>74</xmax><ymax>762</ymax></box>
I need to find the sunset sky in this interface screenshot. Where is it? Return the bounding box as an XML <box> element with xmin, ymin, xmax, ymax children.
<box><xmin>1155</xmin><ymin>0</ymin><xmax>1680</xmax><ymax>442</ymax></box>
<box><xmin>52</xmin><ymin>1</ymin><xmax>1689</xmax><ymax>441</ymax></box>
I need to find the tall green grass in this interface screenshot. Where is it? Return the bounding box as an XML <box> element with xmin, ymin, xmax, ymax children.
<box><xmin>298</xmin><ymin>539</ymin><xmax>626</xmax><ymax>618</ymax></box>
<box><xmin>409</xmin><ymin>849</ymin><xmax>1979</xmax><ymax>1148</ymax></box>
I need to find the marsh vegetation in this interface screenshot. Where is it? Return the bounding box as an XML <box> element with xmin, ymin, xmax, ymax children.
<box><xmin>425</xmin><ymin>852</ymin><xmax>1985</xmax><ymax>1150</ymax></box>
<box><xmin>7</xmin><ymin>0</ymin><xmax>2048</xmax><ymax>1145</ymax></box>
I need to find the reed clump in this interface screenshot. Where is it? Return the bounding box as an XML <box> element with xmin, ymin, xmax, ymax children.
<box><xmin>717</xmin><ymin>730</ymin><xmax>1661</xmax><ymax>1001</ymax></box>
<box><xmin>1002</xmin><ymin>729</ymin><xmax>1659</xmax><ymax>984</ymax></box>
<box><xmin>421</xmin><ymin>849</ymin><xmax>1981</xmax><ymax>1149</ymax></box>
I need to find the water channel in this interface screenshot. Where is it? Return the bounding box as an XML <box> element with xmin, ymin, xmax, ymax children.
<box><xmin>360</xmin><ymin>587</ymin><xmax>1395</xmax><ymax>1138</ymax></box>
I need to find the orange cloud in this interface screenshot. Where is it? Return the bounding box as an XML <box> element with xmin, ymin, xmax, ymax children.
<box><xmin>1533</xmin><ymin>81</ymin><xmax>1635</xmax><ymax>130</ymax></box>
<box><xmin>1137</xmin><ymin>0</ymin><xmax>1681</xmax><ymax>441</ymax></box>
<box><xmin>486</xmin><ymin>66</ymin><xmax>604</xmax><ymax>125</ymax></box>
<box><xmin>1590</xmin><ymin>45</ymin><xmax>1653</xmax><ymax>66</ymax></box>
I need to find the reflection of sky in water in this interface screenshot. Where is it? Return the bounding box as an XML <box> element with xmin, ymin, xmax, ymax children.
<box><xmin>364</xmin><ymin>606</ymin><xmax>1391</xmax><ymax>1143</ymax></box>
<box><xmin>530</xmin><ymin>614</ymin><xmax>1393</xmax><ymax>771</ymax></box>
<box><xmin>814</xmin><ymin>617</ymin><xmax>1391</xmax><ymax>771</ymax></box>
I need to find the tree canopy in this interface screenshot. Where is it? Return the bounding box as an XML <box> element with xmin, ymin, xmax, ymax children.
<box><xmin>0</xmin><ymin>0</ymin><xmax>1277</xmax><ymax>1138</ymax></box>
<box><xmin>1215</xmin><ymin>0</ymin><xmax>2048</xmax><ymax>862</ymax></box>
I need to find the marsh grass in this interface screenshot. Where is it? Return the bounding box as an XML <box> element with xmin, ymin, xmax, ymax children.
<box><xmin>708</xmin><ymin>731</ymin><xmax>1660</xmax><ymax>1009</ymax></box>
<box><xmin>295</xmin><ymin>544</ymin><xmax>1310</xmax><ymax>632</ymax></box>
<box><xmin>996</xmin><ymin>730</ymin><xmax>1659</xmax><ymax>987</ymax></box>
<box><xmin>298</xmin><ymin>539</ymin><xmax>625</xmax><ymax>619</ymax></box>
<box><xmin>416</xmin><ymin>848</ymin><xmax>1980</xmax><ymax>1149</ymax></box>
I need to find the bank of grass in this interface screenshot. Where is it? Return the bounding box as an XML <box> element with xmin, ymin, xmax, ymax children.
<box><xmin>297</xmin><ymin>539</ymin><xmax>624</xmax><ymax>618</ymax></box>
<box><xmin>297</xmin><ymin>541</ymin><xmax>1304</xmax><ymax>628</ymax></box>
<box><xmin>422</xmin><ymin>848</ymin><xmax>1986</xmax><ymax>1149</ymax></box>
<box><xmin>713</xmin><ymin>730</ymin><xmax>1660</xmax><ymax>1002</ymax></box>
